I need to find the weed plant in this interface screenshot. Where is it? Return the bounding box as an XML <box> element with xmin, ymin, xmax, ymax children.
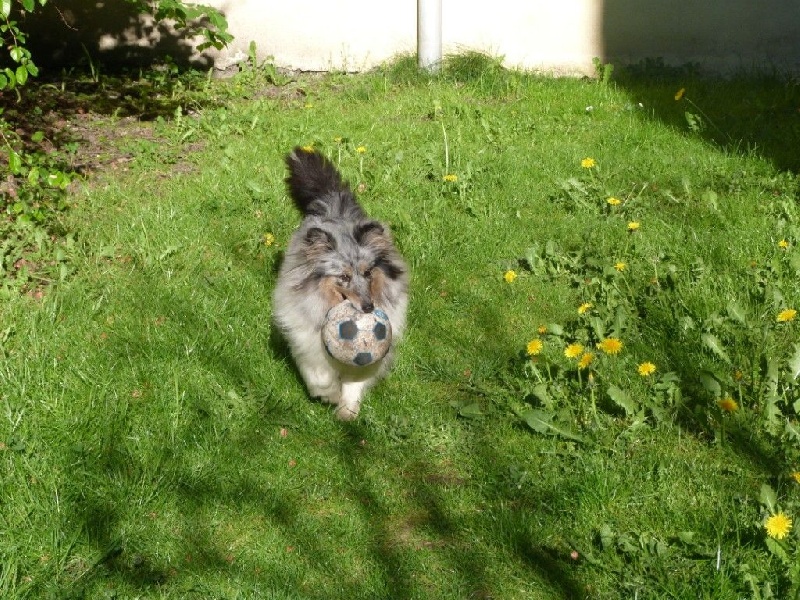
<box><xmin>1</xmin><ymin>53</ymin><xmax>799</xmax><ymax>598</ymax></box>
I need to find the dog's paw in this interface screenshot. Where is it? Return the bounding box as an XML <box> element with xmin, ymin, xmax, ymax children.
<box><xmin>317</xmin><ymin>389</ymin><xmax>342</xmax><ymax>406</ymax></box>
<box><xmin>334</xmin><ymin>403</ymin><xmax>361</xmax><ymax>421</ymax></box>
<box><xmin>308</xmin><ymin>381</ymin><xmax>340</xmax><ymax>405</ymax></box>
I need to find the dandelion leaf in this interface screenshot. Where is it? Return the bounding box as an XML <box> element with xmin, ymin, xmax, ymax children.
<box><xmin>679</xmin><ymin>315</ymin><xmax>696</xmax><ymax>333</ymax></box>
<box><xmin>765</xmin><ymin>537</ymin><xmax>790</xmax><ymax>566</ymax></box>
<box><xmin>726</xmin><ymin>300</ymin><xmax>748</xmax><ymax>325</ymax></box>
<box><xmin>788</xmin><ymin>343</ymin><xmax>800</xmax><ymax>382</ymax></box>
<box><xmin>523</xmin><ymin>245</ymin><xmax>543</xmax><ymax>274</ymax></box>
<box><xmin>701</xmin><ymin>333</ymin><xmax>731</xmax><ymax>365</ymax></box>
<box><xmin>790</xmin><ymin>252</ymin><xmax>800</xmax><ymax>274</ymax></box>
<box><xmin>451</xmin><ymin>400</ymin><xmax>483</xmax><ymax>420</ymax></box>
<box><xmin>702</xmin><ymin>189</ymin><xmax>718</xmax><ymax>208</ymax></box>
<box><xmin>531</xmin><ymin>383</ymin><xmax>552</xmax><ymax>408</ymax></box>
<box><xmin>611</xmin><ymin>305</ymin><xmax>627</xmax><ymax>337</ymax></box>
<box><xmin>520</xmin><ymin>409</ymin><xmax>585</xmax><ymax>443</ymax></box>
<box><xmin>762</xmin><ymin>356</ymin><xmax>780</xmax><ymax>392</ymax></box>
<box><xmin>459</xmin><ymin>403</ymin><xmax>484</xmax><ymax>419</ymax></box>
<box><xmin>759</xmin><ymin>483</ymin><xmax>777</xmax><ymax>512</ymax></box>
<box><xmin>655</xmin><ymin>371</ymin><xmax>681</xmax><ymax>387</ymax></box>
<box><xmin>546</xmin><ymin>323</ymin><xmax>564</xmax><ymax>336</ymax></box>
<box><xmin>246</xmin><ymin>180</ymin><xmax>265</xmax><ymax>195</ymax></box>
<box><xmin>598</xmin><ymin>524</ymin><xmax>615</xmax><ymax>550</ymax></box>
<box><xmin>763</xmin><ymin>395</ymin><xmax>782</xmax><ymax>433</ymax></box>
<box><xmin>589</xmin><ymin>317</ymin><xmax>606</xmax><ymax>341</ymax></box>
<box><xmin>607</xmin><ymin>384</ymin><xmax>636</xmax><ymax>416</ymax></box>
<box><xmin>784</xmin><ymin>419</ymin><xmax>800</xmax><ymax>444</ymax></box>
<box><xmin>676</xmin><ymin>531</ymin><xmax>696</xmax><ymax>545</ymax></box>
<box><xmin>617</xmin><ymin>533</ymin><xmax>639</xmax><ymax>554</ymax></box>
<box><xmin>698</xmin><ymin>370</ymin><xmax>722</xmax><ymax>398</ymax></box>
<box><xmin>772</xmin><ymin>288</ymin><xmax>785</xmax><ymax>307</ymax></box>
<box><xmin>685</xmin><ymin>111</ymin><xmax>704</xmax><ymax>132</ymax></box>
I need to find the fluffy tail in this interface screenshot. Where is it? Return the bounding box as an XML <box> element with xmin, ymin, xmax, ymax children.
<box><xmin>284</xmin><ymin>147</ymin><xmax>364</xmax><ymax>219</ymax></box>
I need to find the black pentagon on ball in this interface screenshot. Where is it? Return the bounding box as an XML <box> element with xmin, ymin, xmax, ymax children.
<box><xmin>354</xmin><ymin>352</ymin><xmax>373</xmax><ymax>366</ymax></box>
<box><xmin>338</xmin><ymin>320</ymin><xmax>358</xmax><ymax>340</ymax></box>
<box><xmin>373</xmin><ymin>322</ymin><xmax>387</xmax><ymax>341</ymax></box>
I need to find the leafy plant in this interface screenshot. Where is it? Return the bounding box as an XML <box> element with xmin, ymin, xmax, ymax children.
<box><xmin>592</xmin><ymin>56</ymin><xmax>614</xmax><ymax>85</ymax></box>
<box><xmin>233</xmin><ymin>41</ymin><xmax>292</xmax><ymax>88</ymax></box>
<box><xmin>0</xmin><ymin>0</ymin><xmax>42</xmax><ymax>91</ymax></box>
<box><xmin>1</xmin><ymin>0</ymin><xmax>231</xmax><ymax>93</ymax></box>
<box><xmin>1</xmin><ymin>121</ymin><xmax>73</xmax><ymax>295</ymax></box>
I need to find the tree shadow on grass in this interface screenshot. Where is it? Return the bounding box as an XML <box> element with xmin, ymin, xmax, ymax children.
<box><xmin>41</xmin><ymin>255</ymin><xmax>593</xmax><ymax>598</ymax></box>
<box><xmin>332</xmin><ymin>420</ymin><xmax>589</xmax><ymax>600</ymax></box>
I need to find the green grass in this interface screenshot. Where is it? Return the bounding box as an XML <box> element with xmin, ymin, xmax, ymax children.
<box><xmin>1</xmin><ymin>53</ymin><xmax>799</xmax><ymax>598</ymax></box>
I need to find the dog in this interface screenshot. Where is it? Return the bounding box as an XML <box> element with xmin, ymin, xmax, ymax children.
<box><xmin>272</xmin><ymin>147</ymin><xmax>409</xmax><ymax>420</ymax></box>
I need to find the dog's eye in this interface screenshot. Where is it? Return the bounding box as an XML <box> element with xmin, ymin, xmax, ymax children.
<box><xmin>363</xmin><ymin>268</ymin><xmax>373</xmax><ymax>279</ymax></box>
<box><xmin>339</xmin><ymin>274</ymin><xmax>351</xmax><ymax>284</ymax></box>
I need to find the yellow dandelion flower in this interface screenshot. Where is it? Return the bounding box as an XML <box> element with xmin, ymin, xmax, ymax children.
<box><xmin>526</xmin><ymin>339</ymin><xmax>544</xmax><ymax>356</ymax></box>
<box><xmin>504</xmin><ymin>270</ymin><xmax>518</xmax><ymax>283</ymax></box>
<box><xmin>627</xmin><ymin>221</ymin><xmax>641</xmax><ymax>232</ymax></box>
<box><xmin>718</xmin><ymin>396</ymin><xmax>738</xmax><ymax>413</ymax></box>
<box><xmin>263</xmin><ymin>232</ymin><xmax>276</xmax><ymax>247</ymax></box>
<box><xmin>537</xmin><ymin>325</ymin><xmax>548</xmax><ymax>335</ymax></box>
<box><xmin>778</xmin><ymin>239</ymin><xmax>790</xmax><ymax>249</ymax></box>
<box><xmin>607</xmin><ymin>197</ymin><xmax>621</xmax><ymax>206</ymax></box>
<box><xmin>614</xmin><ymin>262</ymin><xmax>627</xmax><ymax>272</ymax></box>
<box><xmin>792</xmin><ymin>472</ymin><xmax>800</xmax><ymax>484</ymax></box>
<box><xmin>674</xmin><ymin>88</ymin><xmax>686</xmax><ymax>101</ymax></box>
<box><xmin>597</xmin><ymin>338</ymin><xmax>623</xmax><ymax>355</ymax></box>
<box><xmin>765</xmin><ymin>512</ymin><xmax>793</xmax><ymax>540</ymax></box>
<box><xmin>304</xmin><ymin>102</ymin><xmax>314</xmax><ymax>109</ymax></box>
<box><xmin>300</xmin><ymin>145</ymin><xmax>315</xmax><ymax>153</ymax></box>
<box><xmin>356</xmin><ymin>145</ymin><xmax>367</xmax><ymax>154</ymax></box>
<box><xmin>334</xmin><ymin>136</ymin><xmax>343</xmax><ymax>143</ymax></box>
<box><xmin>578</xmin><ymin>352</ymin><xmax>594</xmax><ymax>370</ymax></box>
<box><xmin>638</xmin><ymin>362</ymin><xmax>656</xmax><ymax>377</ymax></box>
<box><xmin>578</xmin><ymin>302</ymin><xmax>593</xmax><ymax>315</ymax></box>
<box><xmin>443</xmin><ymin>173</ymin><xmax>458</xmax><ymax>182</ymax></box>
<box><xmin>581</xmin><ymin>157</ymin><xmax>596</xmax><ymax>169</ymax></box>
<box><xmin>564</xmin><ymin>343</ymin><xmax>584</xmax><ymax>359</ymax></box>
<box><xmin>777</xmin><ymin>308</ymin><xmax>797</xmax><ymax>323</ymax></box>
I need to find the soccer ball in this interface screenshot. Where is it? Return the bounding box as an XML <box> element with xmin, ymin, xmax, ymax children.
<box><xmin>322</xmin><ymin>301</ymin><xmax>392</xmax><ymax>367</ymax></box>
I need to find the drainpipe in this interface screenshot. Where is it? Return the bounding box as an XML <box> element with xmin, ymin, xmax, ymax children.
<box><xmin>418</xmin><ymin>0</ymin><xmax>442</xmax><ymax>72</ymax></box>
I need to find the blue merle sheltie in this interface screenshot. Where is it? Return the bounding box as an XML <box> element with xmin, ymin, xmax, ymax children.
<box><xmin>272</xmin><ymin>147</ymin><xmax>409</xmax><ymax>420</ymax></box>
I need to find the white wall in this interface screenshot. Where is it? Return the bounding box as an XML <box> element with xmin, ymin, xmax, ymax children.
<box><xmin>206</xmin><ymin>1</ymin><xmax>603</xmax><ymax>75</ymax></box>
<box><xmin>203</xmin><ymin>0</ymin><xmax>800</xmax><ymax>74</ymax></box>
<box><xmin>25</xmin><ymin>1</ymin><xmax>800</xmax><ymax>75</ymax></box>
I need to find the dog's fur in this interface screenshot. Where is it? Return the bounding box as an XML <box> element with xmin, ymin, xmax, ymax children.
<box><xmin>272</xmin><ymin>148</ymin><xmax>409</xmax><ymax>420</ymax></box>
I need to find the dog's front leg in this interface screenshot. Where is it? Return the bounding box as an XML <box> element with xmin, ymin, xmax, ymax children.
<box><xmin>298</xmin><ymin>362</ymin><xmax>342</xmax><ymax>406</ymax></box>
<box><xmin>334</xmin><ymin>381</ymin><xmax>370</xmax><ymax>421</ymax></box>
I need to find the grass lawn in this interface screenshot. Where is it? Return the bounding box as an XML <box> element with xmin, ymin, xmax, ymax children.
<box><xmin>1</xmin><ymin>54</ymin><xmax>800</xmax><ymax>598</ymax></box>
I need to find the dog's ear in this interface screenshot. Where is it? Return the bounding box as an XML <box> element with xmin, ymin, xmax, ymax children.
<box><xmin>304</xmin><ymin>227</ymin><xmax>337</xmax><ymax>251</ymax></box>
<box><xmin>374</xmin><ymin>253</ymin><xmax>405</xmax><ymax>280</ymax></box>
<box><xmin>353</xmin><ymin>221</ymin><xmax>386</xmax><ymax>245</ymax></box>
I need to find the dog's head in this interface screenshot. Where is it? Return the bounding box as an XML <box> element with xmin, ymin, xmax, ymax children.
<box><xmin>301</xmin><ymin>219</ymin><xmax>406</xmax><ymax>313</ymax></box>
